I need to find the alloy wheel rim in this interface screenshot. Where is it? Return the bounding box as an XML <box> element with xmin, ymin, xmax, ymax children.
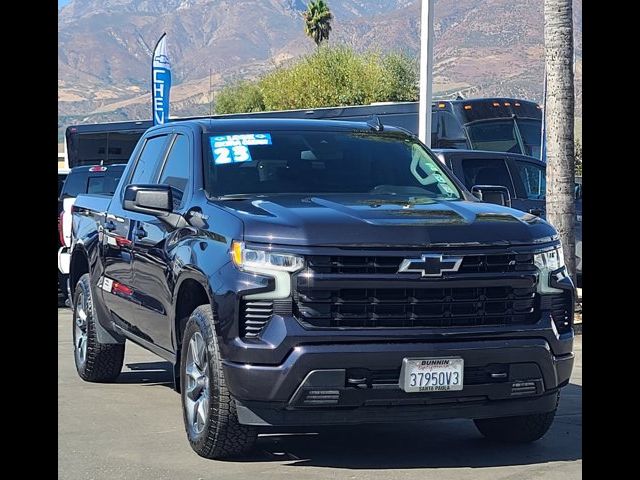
<box><xmin>74</xmin><ymin>291</ymin><xmax>88</xmax><ymax>366</ymax></box>
<box><xmin>184</xmin><ymin>331</ymin><xmax>209</xmax><ymax>435</ymax></box>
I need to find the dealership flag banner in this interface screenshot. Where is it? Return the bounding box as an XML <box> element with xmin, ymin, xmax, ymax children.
<box><xmin>152</xmin><ymin>33</ymin><xmax>171</xmax><ymax>125</ymax></box>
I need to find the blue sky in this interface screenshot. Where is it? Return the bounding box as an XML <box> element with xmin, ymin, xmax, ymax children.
<box><xmin>59</xmin><ymin>0</ymin><xmax>70</xmax><ymax>8</ymax></box>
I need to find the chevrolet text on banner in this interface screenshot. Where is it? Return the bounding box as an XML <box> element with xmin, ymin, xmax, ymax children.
<box><xmin>152</xmin><ymin>33</ymin><xmax>171</xmax><ymax>125</ymax></box>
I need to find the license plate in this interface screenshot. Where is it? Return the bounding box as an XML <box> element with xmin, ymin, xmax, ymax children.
<box><xmin>400</xmin><ymin>357</ymin><xmax>464</xmax><ymax>393</ymax></box>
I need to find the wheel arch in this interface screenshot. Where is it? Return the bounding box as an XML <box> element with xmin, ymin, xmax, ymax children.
<box><xmin>171</xmin><ymin>269</ymin><xmax>216</xmax><ymax>392</ymax></box>
<box><xmin>69</xmin><ymin>246</ymin><xmax>90</xmax><ymax>298</ymax></box>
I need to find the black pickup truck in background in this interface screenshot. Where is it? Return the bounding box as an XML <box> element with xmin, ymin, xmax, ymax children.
<box><xmin>70</xmin><ymin>118</ymin><xmax>575</xmax><ymax>459</ymax></box>
<box><xmin>434</xmin><ymin>150</ymin><xmax>582</xmax><ymax>282</ymax></box>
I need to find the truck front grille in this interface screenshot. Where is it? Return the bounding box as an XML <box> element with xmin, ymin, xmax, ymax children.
<box><xmin>306</xmin><ymin>253</ymin><xmax>534</xmax><ymax>275</ymax></box>
<box><xmin>294</xmin><ymin>285</ymin><xmax>537</xmax><ymax>328</ymax></box>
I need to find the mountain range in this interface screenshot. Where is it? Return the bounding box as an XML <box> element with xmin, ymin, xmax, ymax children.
<box><xmin>58</xmin><ymin>0</ymin><xmax>582</xmax><ymax>138</ymax></box>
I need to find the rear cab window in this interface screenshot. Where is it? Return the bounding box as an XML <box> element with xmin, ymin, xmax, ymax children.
<box><xmin>60</xmin><ymin>166</ymin><xmax>126</xmax><ymax>198</ymax></box>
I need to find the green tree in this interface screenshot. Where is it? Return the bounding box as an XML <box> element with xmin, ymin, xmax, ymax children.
<box><xmin>214</xmin><ymin>81</ymin><xmax>265</xmax><ymax>114</ymax></box>
<box><xmin>303</xmin><ymin>0</ymin><xmax>333</xmax><ymax>47</ymax></box>
<box><xmin>214</xmin><ymin>47</ymin><xmax>419</xmax><ymax>114</ymax></box>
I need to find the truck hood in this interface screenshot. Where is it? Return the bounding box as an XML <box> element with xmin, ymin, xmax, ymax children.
<box><xmin>211</xmin><ymin>194</ymin><xmax>557</xmax><ymax>247</ymax></box>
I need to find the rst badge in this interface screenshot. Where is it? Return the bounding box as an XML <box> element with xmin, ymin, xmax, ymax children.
<box><xmin>397</xmin><ymin>254</ymin><xmax>463</xmax><ymax>277</ymax></box>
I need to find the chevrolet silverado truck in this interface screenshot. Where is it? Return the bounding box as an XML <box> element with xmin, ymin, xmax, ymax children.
<box><xmin>69</xmin><ymin>118</ymin><xmax>575</xmax><ymax>459</ymax></box>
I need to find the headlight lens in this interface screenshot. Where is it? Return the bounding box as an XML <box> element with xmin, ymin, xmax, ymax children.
<box><xmin>534</xmin><ymin>246</ymin><xmax>565</xmax><ymax>271</ymax></box>
<box><xmin>231</xmin><ymin>241</ymin><xmax>304</xmax><ymax>272</ymax></box>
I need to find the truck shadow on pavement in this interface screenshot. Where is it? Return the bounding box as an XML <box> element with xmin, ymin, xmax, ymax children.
<box><xmin>116</xmin><ymin>361</ymin><xmax>174</xmax><ymax>388</ymax></box>
<box><xmin>117</xmin><ymin>361</ymin><xmax>581</xmax><ymax>469</ymax></box>
<box><xmin>243</xmin><ymin>382</ymin><xmax>582</xmax><ymax>469</ymax></box>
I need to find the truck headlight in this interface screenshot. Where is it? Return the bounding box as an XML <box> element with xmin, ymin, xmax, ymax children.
<box><xmin>231</xmin><ymin>241</ymin><xmax>304</xmax><ymax>272</ymax></box>
<box><xmin>231</xmin><ymin>241</ymin><xmax>303</xmax><ymax>301</ymax></box>
<box><xmin>534</xmin><ymin>246</ymin><xmax>565</xmax><ymax>271</ymax></box>
<box><xmin>534</xmin><ymin>245</ymin><xmax>565</xmax><ymax>293</ymax></box>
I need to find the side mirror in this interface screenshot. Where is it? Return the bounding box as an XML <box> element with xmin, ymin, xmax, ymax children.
<box><xmin>123</xmin><ymin>184</ymin><xmax>173</xmax><ymax>215</ymax></box>
<box><xmin>471</xmin><ymin>185</ymin><xmax>512</xmax><ymax>208</ymax></box>
<box><xmin>123</xmin><ymin>184</ymin><xmax>189</xmax><ymax>230</ymax></box>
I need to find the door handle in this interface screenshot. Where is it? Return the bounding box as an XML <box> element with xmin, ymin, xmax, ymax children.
<box><xmin>135</xmin><ymin>226</ymin><xmax>148</xmax><ymax>239</ymax></box>
<box><xmin>104</xmin><ymin>220</ymin><xmax>117</xmax><ymax>232</ymax></box>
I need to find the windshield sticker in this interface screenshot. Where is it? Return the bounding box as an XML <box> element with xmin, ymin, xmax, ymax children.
<box><xmin>211</xmin><ymin>133</ymin><xmax>272</xmax><ymax>147</ymax></box>
<box><xmin>213</xmin><ymin>145</ymin><xmax>252</xmax><ymax>164</ymax></box>
<box><xmin>211</xmin><ymin>133</ymin><xmax>271</xmax><ymax>165</ymax></box>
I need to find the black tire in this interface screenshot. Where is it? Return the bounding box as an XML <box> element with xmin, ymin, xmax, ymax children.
<box><xmin>180</xmin><ymin>305</ymin><xmax>257</xmax><ymax>459</ymax></box>
<box><xmin>474</xmin><ymin>397</ymin><xmax>558</xmax><ymax>443</ymax></box>
<box><xmin>72</xmin><ymin>273</ymin><xmax>125</xmax><ymax>382</ymax></box>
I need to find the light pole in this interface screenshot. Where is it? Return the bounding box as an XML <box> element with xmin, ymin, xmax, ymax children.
<box><xmin>418</xmin><ymin>0</ymin><xmax>435</xmax><ymax>146</ymax></box>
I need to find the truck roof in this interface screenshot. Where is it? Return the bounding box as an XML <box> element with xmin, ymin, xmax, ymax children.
<box><xmin>145</xmin><ymin>117</ymin><xmax>410</xmax><ymax>134</ymax></box>
<box><xmin>68</xmin><ymin>164</ymin><xmax>128</xmax><ymax>173</ymax></box>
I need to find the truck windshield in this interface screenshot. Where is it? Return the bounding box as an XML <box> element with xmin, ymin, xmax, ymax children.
<box><xmin>466</xmin><ymin>118</ymin><xmax>542</xmax><ymax>157</ymax></box>
<box><xmin>203</xmin><ymin>130</ymin><xmax>461</xmax><ymax>199</ymax></box>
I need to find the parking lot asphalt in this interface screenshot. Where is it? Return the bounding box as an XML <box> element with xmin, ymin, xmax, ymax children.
<box><xmin>58</xmin><ymin>307</ymin><xmax>582</xmax><ymax>480</ymax></box>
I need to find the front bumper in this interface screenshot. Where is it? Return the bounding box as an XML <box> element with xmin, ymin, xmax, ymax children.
<box><xmin>214</xmin><ymin>248</ymin><xmax>575</xmax><ymax>427</ymax></box>
<box><xmin>224</xmin><ymin>336</ymin><xmax>574</xmax><ymax>426</ymax></box>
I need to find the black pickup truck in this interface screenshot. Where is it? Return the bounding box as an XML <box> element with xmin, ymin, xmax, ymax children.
<box><xmin>70</xmin><ymin>118</ymin><xmax>575</xmax><ymax>459</ymax></box>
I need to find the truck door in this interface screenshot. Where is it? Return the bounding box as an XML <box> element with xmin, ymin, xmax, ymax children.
<box><xmin>130</xmin><ymin>131</ymin><xmax>193</xmax><ymax>352</ymax></box>
<box><xmin>101</xmin><ymin>133</ymin><xmax>171</xmax><ymax>335</ymax></box>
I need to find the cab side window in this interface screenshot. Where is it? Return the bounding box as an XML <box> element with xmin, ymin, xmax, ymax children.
<box><xmin>158</xmin><ymin>134</ymin><xmax>190</xmax><ymax>210</ymax></box>
<box><xmin>461</xmin><ymin>158</ymin><xmax>516</xmax><ymax>197</ymax></box>
<box><xmin>129</xmin><ymin>135</ymin><xmax>169</xmax><ymax>185</ymax></box>
<box><xmin>515</xmin><ymin>160</ymin><xmax>546</xmax><ymax>200</ymax></box>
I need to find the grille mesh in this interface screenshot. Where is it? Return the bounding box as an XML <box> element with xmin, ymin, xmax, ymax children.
<box><xmin>294</xmin><ymin>285</ymin><xmax>537</xmax><ymax>328</ymax></box>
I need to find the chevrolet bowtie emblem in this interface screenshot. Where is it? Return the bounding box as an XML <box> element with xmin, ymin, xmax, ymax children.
<box><xmin>397</xmin><ymin>254</ymin><xmax>463</xmax><ymax>277</ymax></box>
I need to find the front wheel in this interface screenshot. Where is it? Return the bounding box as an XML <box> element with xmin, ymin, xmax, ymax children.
<box><xmin>180</xmin><ymin>305</ymin><xmax>257</xmax><ymax>459</ymax></box>
<box><xmin>73</xmin><ymin>273</ymin><xmax>125</xmax><ymax>382</ymax></box>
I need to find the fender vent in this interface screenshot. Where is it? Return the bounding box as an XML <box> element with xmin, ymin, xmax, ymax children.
<box><xmin>240</xmin><ymin>300</ymin><xmax>273</xmax><ymax>338</ymax></box>
<box><xmin>540</xmin><ymin>292</ymin><xmax>573</xmax><ymax>334</ymax></box>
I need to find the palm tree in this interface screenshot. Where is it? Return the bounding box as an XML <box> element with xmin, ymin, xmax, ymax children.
<box><xmin>303</xmin><ymin>0</ymin><xmax>333</xmax><ymax>48</ymax></box>
<box><xmin>544</xmin><ymin>0</ymin><xmax>576</xmax><ymax>278</ymax></box>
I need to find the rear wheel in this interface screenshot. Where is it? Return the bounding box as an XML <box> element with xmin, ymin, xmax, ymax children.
<box><xmin>180</xmin><ymin>305</ymin><xmax>257</xmax><ymax>459</ymax></box>
<box><xmin>73</xmin><ymin>273</ymin><xmax>125</xmax><ymax>382</ymax></box>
